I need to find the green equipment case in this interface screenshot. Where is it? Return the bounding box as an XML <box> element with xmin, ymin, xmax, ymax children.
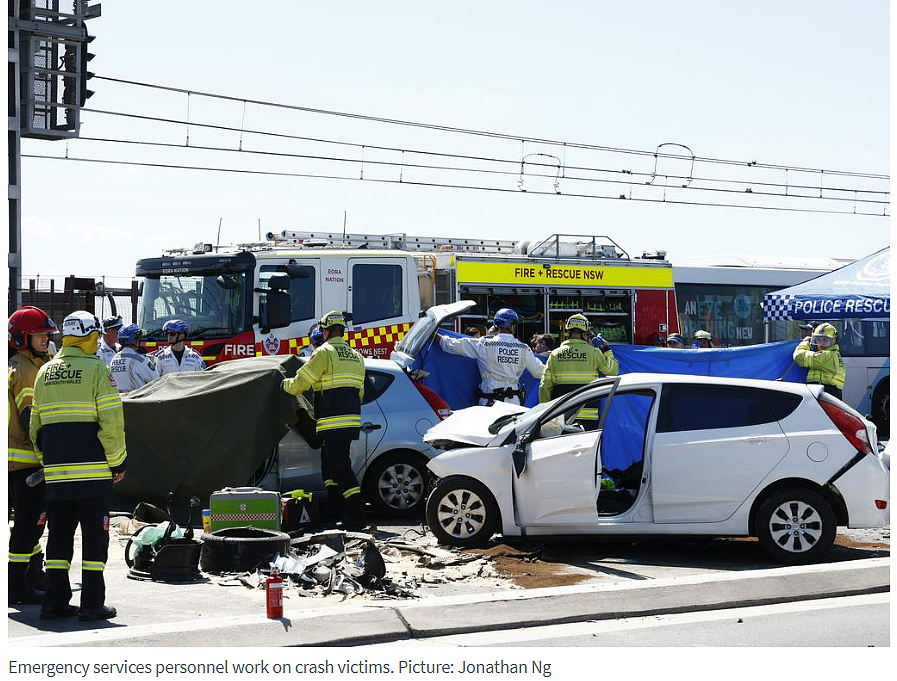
<box><xmin>209</xmin><ymin>487</ymin><xmax>281</xmax><ymax>531</ymax></box>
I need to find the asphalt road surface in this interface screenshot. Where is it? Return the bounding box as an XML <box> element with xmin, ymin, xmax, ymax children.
<box><xmin>374</xmin><ymin>593</ymin><xmax>890</xmax><ymax>647</ymax></box>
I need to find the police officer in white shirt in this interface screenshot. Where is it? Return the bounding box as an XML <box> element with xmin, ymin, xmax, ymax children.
<box><xmin>109</xmin><ymin>324</ymin><xmax>159</xmax><ymax>393</ymax></box>
<box><xmin>96</xmin><ymin>315</ymin><xmax>122</xmax><ymax>365</ymax></box>
<box><xmin>154</xmin><ymin>319</ymin><xmax>205</xmax><ymax>375</ymax></box>
<box><xmin>437</xmin><ymin>308</ymin><xmax>544</xmax><ymax>406</ymax></box>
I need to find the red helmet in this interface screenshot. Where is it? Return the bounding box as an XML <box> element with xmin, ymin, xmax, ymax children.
<box><xmin>8</xmin><ymin>306</ymin><xmax>58</xmax><ymax>350</ymax></box>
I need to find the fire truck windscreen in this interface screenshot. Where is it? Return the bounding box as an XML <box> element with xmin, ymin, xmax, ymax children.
<box><xmin>138</xmin><ymin>273</ymin><xmax>252</xmax><ymax>341</ymax></box>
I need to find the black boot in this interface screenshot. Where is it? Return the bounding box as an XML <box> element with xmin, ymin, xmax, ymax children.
<box><xmin>28</xmin><ymin>552</ymin><xmax>47</xmax><ymax>592</ymax></box>
<box><xmin>8</xmin><ymin>563</ymin><xmax>45</xmax><ymax>605</ymax></box>
<box><xmin>79</xmin><ymin>604</ymin><xmax>117</xmax><ymax>621</ymax></box>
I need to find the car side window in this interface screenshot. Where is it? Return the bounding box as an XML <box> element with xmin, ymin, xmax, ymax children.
<box><xmin>362</xmin><ymin>370</ymin><xmax>394</xmax><ymax>405</ymax></box>
<box><xmin>656</xmin><ymin>384</ymin><xmax>779</xmax><ymax>433</ymax></box>
<box><xmin>763</xmin><ymin>390</ymin><xmax>802</xmax><ymax>421</ymax></box>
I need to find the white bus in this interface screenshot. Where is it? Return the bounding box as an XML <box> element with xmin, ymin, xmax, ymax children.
<box><xmin>673</xmin><ymin>255</ymin><xmax>889</xmax><ymax>438</ymax></box>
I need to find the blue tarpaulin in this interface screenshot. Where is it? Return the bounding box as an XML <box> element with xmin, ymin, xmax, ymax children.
<box><xmin>417</xmin><ymin>335</ymin><xmax>806</xmax><ymax>411</ymax></box>
<box><xmin>415</xmin><ymin>336</ymin><xmax>808</xmax><ymax>481</ymax></box>
<box><xmin>763</xmin><ymin>247</ymin><xmax>890</xmax><ymax>321</ymax></box>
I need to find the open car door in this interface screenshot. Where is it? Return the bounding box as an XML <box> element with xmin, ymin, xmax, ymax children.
<box><xmin>512</xmin><ymin>378</ymin><xmax>620</xmax><ymax>528</ymax></box>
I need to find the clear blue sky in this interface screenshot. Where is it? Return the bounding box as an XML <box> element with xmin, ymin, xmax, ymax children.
<box><xmin>19</xmin><ymin>0</ymin><xmax>890</xmax><ymax>283</ymax></box>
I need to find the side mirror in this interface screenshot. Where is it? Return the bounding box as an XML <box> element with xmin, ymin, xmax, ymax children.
<box><xmin>268</xmin><ymin>272</ymin><xmax>291</xmax><ymax>291</ymax></box>
<box><xmin>512</xmin><ymin>434</ymin><xmax>530</xmax><ymax>477</ymax></box>
<box><xmin>265</xmin><ymin>290</ymin><xmax>291</xmax><ymax>329</ymax></box>
<box><xmin>216</xmin><ymin>274</ymin><xmax>237</xmax><ymax>290</ymax></box>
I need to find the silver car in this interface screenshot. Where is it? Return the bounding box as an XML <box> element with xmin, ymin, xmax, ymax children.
<box><xmin>276</xmin><ymin>358</ymin><xmax>450</xmax><ymax>518</ymax></box>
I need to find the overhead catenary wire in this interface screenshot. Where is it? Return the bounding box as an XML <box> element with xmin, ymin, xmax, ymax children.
<box><xmin>21</xmin><ymin>154</ymin><xmax>889</xmax><ymax>217</ymax></box>
<box><xmin>93</xmin><ymin>75</ymin><xmax>889</xmax><ymax>181</ymax></box>
<box><xmin>76</xmin><ymin>108</ymin><xmax>891</xmax><ymax>199</ymax></box>
<box><xmin>69</xmin><ymin>135</ymin><xmax>892</xmax><ymax>208</ymax></box>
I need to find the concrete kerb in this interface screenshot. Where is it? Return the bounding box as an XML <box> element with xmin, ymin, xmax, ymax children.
<box><xmin>9</xmin><ymin>556</ymin><xmax>890</xmax><ymax>647</ymax></box>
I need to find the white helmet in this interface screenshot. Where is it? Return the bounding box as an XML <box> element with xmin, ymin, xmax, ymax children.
<box><xmin>62</xmin><ymin>310</ymin><xmax>103</xmax><ymax>338</ymax></box>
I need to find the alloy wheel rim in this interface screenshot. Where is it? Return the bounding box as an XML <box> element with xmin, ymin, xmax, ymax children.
<box><xmin>378</xmin><ymin>463</ymin><xmax>424</xmax><ymax>509</ymax></box>
<box><xmin>769</xmin><ymin>500</ymin><xmax>823</xmax><ymax>553</ymax></box>
<box><xmin>435</xmin><ymin>489</ymin><xmax>487</xmax><ymax>539</ymax></box>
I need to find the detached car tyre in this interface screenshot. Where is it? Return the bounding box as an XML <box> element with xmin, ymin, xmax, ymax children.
<box><xmin>364</xmin><ymin>450</ymin><xmax>430</xmax><ymax>519</ymax></box>
<box><xmin>199</xmin><ymin>527</ymin><xmax>291</xmax><ymax>573</ymax></box>
<box><xmin>755</xmin><ymin>487</ymin><xmax>836</xmax><ymax>565</ymax></box>
<box><xmin>426</xmin><ymin>476</ymin><xmax>499</xmax><ymax>548</ymax></box>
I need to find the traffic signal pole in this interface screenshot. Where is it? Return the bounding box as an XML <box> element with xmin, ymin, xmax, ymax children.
<box><xmin>8</xmin><ymin>0</ymin><xmax>100</xmax><ymax>313</ymax></box>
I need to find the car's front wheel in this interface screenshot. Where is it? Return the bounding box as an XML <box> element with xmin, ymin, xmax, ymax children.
<box><xmin>426</xmin><ymin>476</ymin><xmax>499</xmax><ymax>547</ymax></box>
<box><xmin>363</xmin><ymin>451</ymin><xmax>430</xmax><ymax>518</ymax></box>
<box><xmin>755</xmin><ymin>487</ymin><xmax>836</xmax><ymax>565</ymax></box>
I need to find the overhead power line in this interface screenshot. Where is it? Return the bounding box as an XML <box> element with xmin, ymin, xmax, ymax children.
<box><xmin>94</xmin><ymin>75</ymin><xmax>889</xmax><ymax>181</ymax></box>
<box><xmin>70</xmin><ymin>135</ymin><xmax>891</xmax><ymax>209</ymax></box>
<box><xmin>22</xmin><ymin>154</ymin><xmax>889</xmax><ymax>217</ymax></box>
<box><xmin>77</xmin><ymin>108</ymin><xmax>890</xmax><ymax>199</ymax></box>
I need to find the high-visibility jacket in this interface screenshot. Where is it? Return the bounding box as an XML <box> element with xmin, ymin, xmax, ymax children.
<box><xmin>538</xmin><ymin>339</ymin><xmax>619</xmax><ymax>419</ymax></box>
<box><xmin>110</xmin><ymin>347</ymin><xmax>159</xmax><ymax>393</ymax></box>
<box><xmin>793</xmin><ymin>339</ymin><xmax>846</xmax><ymax>390</ymax></box>
<box><xmin>96</xmin><ymin>338</ymin><xmax>117</xmax><ymax>366</ymax></box>
<box><xmin>439</xmin><ymin>332</ymin><xmax>544</xmax><ymax>405</ymax></box>
<box><xmin>155</xmin><ymin>345</ymin><xmax>205</xmax><ymax>375</ymax></box>
<box><xmin>8</xmin><ymin>349</ymin><xmax>48</xmax><ymax>471</ymax></box>
<box><xmin>282</xmin><ymin>336</ymin><xmax>365</xmax><ymax>440</ymax></box>
<box><xmin>29</xmin><ymin>346</ymin><xmax>127</xmax><ymax>500</ymax></box>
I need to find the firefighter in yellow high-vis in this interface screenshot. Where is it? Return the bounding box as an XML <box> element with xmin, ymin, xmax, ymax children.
<box><xmin>282</xmin><ymin>311</ymin><xmax>366</xmax><ymax>529</ymax></box>
<box><xmin>539</xmin><ymin>314</ymin><xmax>619</xmax><ymax>427</ymax></box>
<box><xmin>8</xmin><ymin>306</ymin><xmax>57</xmax><ymax>606</ymax></box>
<box><xmin>793</xmin><ymin>322</ymin><xmax>846</xmax><ymax>400</ymax></box>
<box><xmin>30</xmin><ymin>311</ymin><xmax>127</xmax><ymax>622</ymax></box>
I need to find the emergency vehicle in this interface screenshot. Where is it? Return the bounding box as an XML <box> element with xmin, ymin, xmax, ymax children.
<box><xmin>135</xmin><ymin>232</ymin><xmax>679</xmax><ymax>364</ymax></box>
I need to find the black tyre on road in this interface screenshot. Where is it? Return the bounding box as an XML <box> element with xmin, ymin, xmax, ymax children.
<box><xmin>755</xmin><ymin>487</ymin><xmax>836</xmax><ymax>565</ymax></box>
<box><xmin>426</xmin><ymin>476</ymin><xmax>499</xmax><ymax>548</ymax></box>
<box><xmin>363</xmin><ymin>450</ymin><xmax>430</xmax><ymax>518</ymax></box>
<box><xmin>199</xmin><ymin>527</ymin><xmax>291</xmax><ymax>573</ymax></box>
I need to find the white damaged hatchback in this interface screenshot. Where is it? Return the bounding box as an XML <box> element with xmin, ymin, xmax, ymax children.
<box><xmin>423</xmin><ymin>374</ymin><xmax>890</xmax><ymax>564</ymax></box>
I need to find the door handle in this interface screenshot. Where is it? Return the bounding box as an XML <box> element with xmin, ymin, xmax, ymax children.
<box><xmin>746</xmin><ymin>436</ymin><xmax>768</xmax><ymax>444</ymax></box>
<box><xmin>362</xmin><ymin>422</ymin><xmax>382</xmax><ymax>432</ymax></box>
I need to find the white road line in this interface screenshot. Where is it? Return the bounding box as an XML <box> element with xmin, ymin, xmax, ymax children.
<box><xmin>371</xmin><ymin>593</ymin><xmax>891</xmax><ymax>647</ymax></box>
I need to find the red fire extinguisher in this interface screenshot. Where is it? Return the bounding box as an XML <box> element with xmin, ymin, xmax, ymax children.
<box><xmin>266</xmin><ymin>568</ymin><xmax>283</xmax><ymax>619</ymax></box>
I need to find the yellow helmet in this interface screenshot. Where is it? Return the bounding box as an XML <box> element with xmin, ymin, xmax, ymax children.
<box><xmin>565</xmin><ymin>314</ymin><xmax>589</xmax><ymax>332</ymax></box>
<box><xmin>319</xmin><ymin>311</ymin><xmax>346</xmax><ymax>329</ymax></box>
<box><xmin>812</xmin><ymin>322</ymin><xmax>837</xmax><ymax>347</ymax></box>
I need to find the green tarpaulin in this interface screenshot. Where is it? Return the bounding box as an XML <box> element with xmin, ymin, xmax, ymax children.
<box><xmin>114</xmin><ymin>355</ymin><xmax>301</xmax><ymax>508</ymax></box>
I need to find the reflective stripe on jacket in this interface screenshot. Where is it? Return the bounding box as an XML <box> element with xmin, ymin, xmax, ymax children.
<box><xmin>538</xmin><ymin>339</ymin><xmax>619</xmax><ymax>419</ymax></box>
<box><xmin>8</xmin><ymin>349</ymin><xmax>48</xmax><ymax>470</ymax></box>
<box><xmin>30</xmin><ymin>346</ymin><xmax>127</xmax><ymax>500</ymax></box>
<box><xmin>282</xmin><ymin>336</ymin><xmax>365</xmax><ymax>440</ymax></box>
<box><xmin>793</xmin><ymin>339</ymin><xmax>846</xmax><ymax>390</ymax></box>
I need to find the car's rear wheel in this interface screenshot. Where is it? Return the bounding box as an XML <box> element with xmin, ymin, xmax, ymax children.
<box><xmin>755</xmin><ymin>487</ymin><xmax>836</xmax><ymax>565</ymax></box>
<box><xmin>363</xmin><ymin>451</ymin><xmax>429</xmax><ymax>518</ymax></box>
<box><xmin>870</xmin><ymin>378</ymin><xmax>889</xmax><ymax>440</ymax></box>
<box><xmin>426</xmin><ymin>476</ymin><xmax>499</xmax><ymax>547</ymax></box>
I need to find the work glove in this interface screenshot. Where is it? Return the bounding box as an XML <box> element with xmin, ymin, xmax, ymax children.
<box><xmin>592</xmin><ymin>334</ymin><xmax>609</xmax><ymax>352</ymax></box>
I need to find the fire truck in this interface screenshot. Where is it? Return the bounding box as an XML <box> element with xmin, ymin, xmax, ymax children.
<box><xmin>135</xmin><ymin>232</ymin><xmax>679</xmax><ymax>363</ymax></box>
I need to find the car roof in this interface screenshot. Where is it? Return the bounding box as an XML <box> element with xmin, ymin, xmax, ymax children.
<box><xmin>613</xmin><ymin>372</ymin><xmax>811</xmax><ymax>395</ymax></box>
<box><xmin>362</xmin><ymin>358</ymin><xmax>404</xmax><ymax>374</ymax></box>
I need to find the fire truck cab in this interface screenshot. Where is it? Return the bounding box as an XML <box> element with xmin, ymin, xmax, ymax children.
<box><xmin>135</xmin><ymin>232</ymin><xmax>678</xmax><ymax>363</ymax></box>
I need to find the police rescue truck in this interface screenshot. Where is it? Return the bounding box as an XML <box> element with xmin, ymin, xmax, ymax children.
<box><xmin>135</xmin><ymin>232</ymin><xmax>679</xmax><ymax>364</ymax></box>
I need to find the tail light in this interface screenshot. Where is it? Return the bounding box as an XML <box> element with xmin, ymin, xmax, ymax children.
<box><xmin>820</xmin><ymin>400</ymin><xmax>873</xmax><ymax>456</ymax></box>
<box><xmin>414</xmin><ymin>382</ymin><xmax>452</xmax><ymax>420</ymax></box>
